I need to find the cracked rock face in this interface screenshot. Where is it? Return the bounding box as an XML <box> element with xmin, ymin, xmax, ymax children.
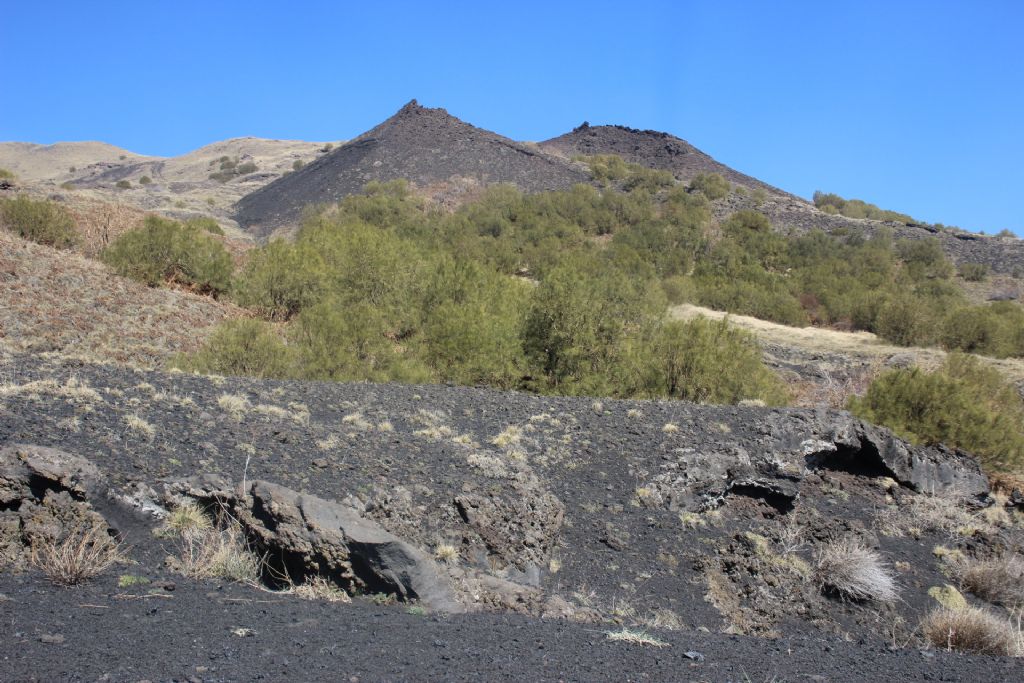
<box><xmin>636</xmin><ymin>412</ymin><xmax>988</xmax><ymax>515</ymax></box>
<box><xmin>0</xmin><ymin>444</ymin><xmax>110</xmax><ymax>569</ymax></box>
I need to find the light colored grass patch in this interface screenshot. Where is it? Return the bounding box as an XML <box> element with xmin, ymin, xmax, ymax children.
<box><xmin>815</xmin><ymin>538</ymin><xmax>898</xmax><ymax>602</ymax></box>
<box><xmin>0</xmin><ymin>376</ymin><xmax>102</xmax><ymax>403</ymax></box>
<box><xmin>433</xmin><ymin>543</ymin><xmax>459</xmax><ymax>565</ymax></box>
<box><xmin>604</xmin><ymin>628</ymin><xmax>670</xmax><ymax>648</ymax></box>
<box><xmin>124</xmin><ymin>413</ymin><xmax>155</xmax><ymax>439</ymax></box>
<box><xmin>155</xmin><ymin>501</ymin><xmax>213</xmax><ymax>538</ymax></box>
<box><xmin>921</xmin><ymin>606</ymin><xmax>1022</xmax><ymax>656</ymax></box>
<box><xmin>289</xmin><ymin>576</ymin><xmax>351</xmax><ymax>603</ymax></box>
<box><xmin>341</xmin><ymin>412</ymin><xmax>373</xmax><ymax>431</ymax></box>
<box><xmin>218</xmin><ymin>393</ymin><xmax>251</xmax><ymax>420</ymax></box>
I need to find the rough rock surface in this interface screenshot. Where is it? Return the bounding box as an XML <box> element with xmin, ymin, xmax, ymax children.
<box><xmin>234</xmin><ymin>100</ymin><xmax>589</xmax><ymax>237</ymax></box>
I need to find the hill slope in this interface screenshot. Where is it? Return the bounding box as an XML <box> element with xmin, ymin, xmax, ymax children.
<box><xmin>234</xmin><ymin>100</ymin><xmax>591</xmax><ymax>238</ymax></box>
<box><xmin>540</xmin><ymin>122</ymin><xmax>790</xmax><ymax>197</ymax></box>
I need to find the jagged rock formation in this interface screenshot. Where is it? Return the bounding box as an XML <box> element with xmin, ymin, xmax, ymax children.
<box><xmin>234</xmin><ymin>100</ymin><xmax>590</xmax><ymax>237</ymax></box>
<box><xmin>539</xmin><ymin>122</ymin><xmax>789</xmax><ymax>197</ymax></box>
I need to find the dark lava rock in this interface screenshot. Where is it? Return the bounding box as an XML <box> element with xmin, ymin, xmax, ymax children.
<box><xmin>540</xmin><ymin>122</ymin><xmax>788</xmax><ymax>196</ymax></box>
<box><xmin>234</xmin><ymin>100</ymin><xmax>589</xmax><ymax>237</ymax></box>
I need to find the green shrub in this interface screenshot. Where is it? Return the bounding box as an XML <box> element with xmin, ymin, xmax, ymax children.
<box><xmin>0</xmin><ymin>195</ymin><xmax>78</xmax><ymax>248</ymax></box>
<box><xmin>139</xmin><ymin>176</ymin><xmax>153</xmax><ymax>186</ymax></box>
<box><xmin>177</xmin><ymin>318</ymin><xmax>292</xmax><ymax>378</ymax></box>
<box><xmin>939</xmin><ymin>302</ymin><xmax>1024</xmax><ymax>358</ymax></box>
<box><xmin>522</xmin><ymin>254</ymin><xmax>664</xmax><ymax>395</ymax></box>
<box><xmin>101</xmin><ymin>216</ymin><xmax>233</xmax><ymax>295</ymax></box>
<box><xmin>236</xmin><ymin>162</ymin><xmax>257</xmax><ymax>175</ymax></box>
<box><xmin>688</xmin><ymin>172</ymin><xmax>730</xmax><ymax>201</ymax></box>
<box><xmin>185</xmin><ymin>216</ymin><xmax>224</xmax><ymax>235</ymax></box>
<box><xmin>849</xmin><ymin>354</ymin><xmax>1024</xmax><ymax>473</ymax></box>
<box><xmin>292</xmin><ymin>160</ymin><xmax>305</xmax><ymax>171</ymax></box>
<box><xmin>421</xmin><ymin>259</ymin><xmax>529</xmax><ymax>389</ymax></box>
<box><xmin>232</xmin><ymin>239</ymin><xmax>325</xmax><ymax>319</ymax></box>
<box><xmin>115</xmin><ymin>180</ymin><xmax>131</xmax><ymax>189</ymax></box>
<box><xmin>624</xmin><ymin>317</ymin><xmax>788</xmax><ymax>405</ymax></box>
<box><xmin>897</xmin><ymin>239</ymin><xmax>954</xmax><ymax>280</ymax></box>
<box><xmin>958</xmin><ymin>262</ymin><xmax>989</xmax><ymax>282</ymax></box>
<box><xmin>874</xmin><ymin>294</ymin><xmax>941</xmax><ymax>347</ymax></box>
<box><xmin>995</xmin><ymin>229</ymin><xmax>1016</xmax><ymax>239</ymax></box>
<box><xmin>0</xmin><ymin>168</ymin><xmax>16</xmax><ymax>180</ymax></box>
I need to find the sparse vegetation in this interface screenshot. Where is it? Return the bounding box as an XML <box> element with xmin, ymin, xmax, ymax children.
<box><xmin>31</xmin><ymin>522</ymin><xmax>122</xmax><ymax>586</ymax></box>
<box><xmin>959</xmin><ymin>555</ymin><xmax>1024</xmax><ymax>608</ymax></box>
<box><xmin>958</xmin><ymin>262</ymin><xmax>989</xmax><ymax>282</ymax></box>
<box><xmin>815</xmin><ymin>538</ymin><xmax>899</xmax><ymax>602</ymax></box>
<box><xmin>139</xmin><ymin>175</ymin><xmax>152</xmax><ymax>185</ymax></box>
<box><xmin>604</xmin><ymin>628</ymin><xmax>670</xmax><ymax>648</ymax></box>
<box><xmin>0</xmin><ymin>194</ymin><xmax>78</xmax><ymax>248</ymax></box>
<box><xmin>813</xmin><ymin>190</ymin><xmax>917</xmax><ymax>224</ymax></box>
<box><xmin>0</xmin><ymin>168</ymin><xmax>17</xmax><ymax>180</ymax></box>
<box><xmin>116</xmin><ymin>180</ymin><xmax>131</xmax><ymax>189</ymax></box>
<box><xmin>921</xmin><ymin>606</ymin><xmax>1022</xmax><ymax>656</ymax></box>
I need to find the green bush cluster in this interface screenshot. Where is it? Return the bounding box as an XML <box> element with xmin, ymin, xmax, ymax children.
<box><xmin>101</xmin><ymin>215</ymin><xmax>233</xmax><ymax>295</ymax></box>
<box><xmin>175</xmin><ymin>175</ymin><xmax>1022</xmax><ymax>410</ymax></box>
<box><xmin>0</xmin><ymin>194</ymin><xmax>78</xmax><ymax>248</ymax></box>
<box><xmin>181</xmin><ymin>181</ymin><xmax>787</xmax><ymax>404</ymax></box>
<box><xmin>688</xmin><ymin>172</ymin><xmax>730</xmax><ymax>201</ymax></box>
<box><xmin>115</xmin><ymin>180</ymin><xmax>131</xmax><ymax>189</ymax></box>
<box><xmin>813</xmin><ymin>190</ymin><xmax>916</xmax><ymax>224</ymax></box>
<box><xmin>849</xmin><ymin>354</ymin><xmax>1024</xmax><ymax>473</ymax></box>
<box><xmin>185</xmin><ymin>216</ymin><xmax>225</xmax><ymax>236</ymax></box>
<box><xmin>0</xmin><ymin>168</ymin><xmax>16</xmax><ymax>180</ymax></box>
<box><xmin>139</xmin><ymin>176</ymin><xmax>153</xmax><ymax>186</ymax></box>
<box><xmin>577</xmin><ymin>155</ymin><xmax>675</xmax><ymax>192</ymax></box>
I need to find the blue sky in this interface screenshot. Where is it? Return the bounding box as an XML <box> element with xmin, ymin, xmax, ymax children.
<box><xmin>2</xmin><ymin>1</ymin><xmax>1022</xmax><ymax>234</ymax></box>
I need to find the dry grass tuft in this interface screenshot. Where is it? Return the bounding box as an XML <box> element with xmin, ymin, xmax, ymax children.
<box><xmin>959</xmin><ymin>555</ymin><xmax>1024</xmax><ymax>608</ymax></box>
<box><xmin>218</xmin><ymin>393</ymin><xmax>251</xmax><ymax>420</ymax></box>
<box><xmin>815</xmin><ymin>538</ymin><xmax>899</xmax><ymax>602</ymax></box>
<box><xmin>176</xmin><ymin>523</ymin><xmax>261</xmax><ymax>584</ymax></box>
<box><xmin>156</xmin><ymin>502</ymin><xmax>213</xmax><ymax>538</ymax></box>
<box><xmin>289</xmin><ymin>576</ymin><xmax>351</xmax><ymax>603</ymax></box>
<box><xmin>124</xmin><ymin>413</ymin><xmax>155</xmax><ymax>439</ymax></box>
<box><xmin>31</xmin><ymin>522</ymin><xmax>121</xmax><ymax>586</ymax></box>
<box><xmin>604</xmin><ymin>628</ymin><xmax>670</xmax><ymax>648</ymax></box>
<box><xmin>433</xmin><ymin>543</ymin><xmax>459</xmax><ymax>565</ymax></box>
<box><xmin>922</xmin><ymin>606</ymin><xmax>1022</xmax><ymax>656</ymax></box>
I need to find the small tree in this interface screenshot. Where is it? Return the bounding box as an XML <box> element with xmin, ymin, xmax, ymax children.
<box><xmin>101</xmin><ymin>216</ymin><xmax>233</xmax><ymax>295</ymax></box>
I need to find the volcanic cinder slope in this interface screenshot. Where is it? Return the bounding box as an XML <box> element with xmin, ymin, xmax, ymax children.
<box><xmin>539</xmin><ymin>122</ymin><xmax>790</xmax><ymax>197</ymax></box>
<box><xmin>1</xmin><ymin>352</ymin><xmax>1022</xmax><ymax>681</ymax></box>
<box><xmin>233</xmin><ymin>100</ymin><xmax>591</xmax><ymax>238</ymax></box>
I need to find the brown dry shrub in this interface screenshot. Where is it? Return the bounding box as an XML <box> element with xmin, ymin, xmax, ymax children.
<box><xmin>31</xmin><ymin>522</ymin><xmax>121</xmax><ymax>586</ymax></box>
<box><xmin>922</xmin><ymin>606</ymin><xmax>1022</xmax><ymax>656</ymax></box>
<box><xmin>960</xmin><ymin>555</ymin><xmax>1024</xmax><ymax>608</ymax></box>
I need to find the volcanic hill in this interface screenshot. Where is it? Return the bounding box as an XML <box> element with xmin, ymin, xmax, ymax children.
<box><xmin>234</xmin><ymin>100</ymin><xmax>590</xmax><ymax>238</ymax></box>
<box><xmin>539</xmin><ymin>122</ymin><xmax>788</xmax><ymax>197</ymax></box>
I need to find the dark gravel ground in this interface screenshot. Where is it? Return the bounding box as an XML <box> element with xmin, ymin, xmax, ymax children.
<box><xmin>2</xmin><ymin>570</ymin><xmax>1020</xmax><ymax>683</ymax></box>
<box><xmin>2</xmin><ymin>352</ymin><xmax>1022</xmax><ymax>681</ymax></box>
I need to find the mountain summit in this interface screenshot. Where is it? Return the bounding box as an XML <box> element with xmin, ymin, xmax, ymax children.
<box><xmin>234</xmin><ymin>100</ymin><xmax>588</xmax><ymax>237</ymax></box>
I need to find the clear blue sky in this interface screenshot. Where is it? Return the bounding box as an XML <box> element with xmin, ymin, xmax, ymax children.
<box><xmin>2</xmin><ymin>1</ymin><xmax>1022</xmax><ymax>234</ymax></box>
